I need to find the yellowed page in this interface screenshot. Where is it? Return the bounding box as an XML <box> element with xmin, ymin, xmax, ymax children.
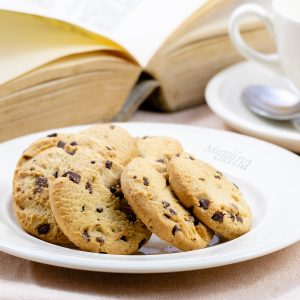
<box><xmin>0</xmin><ymin>10</ymin><xmax>125</xmax><ymax>85</ymax></box>
<box><xmin>0</xmin><ymin>0</ymin><xmax>209</xmax><ymax>67</ymax></box>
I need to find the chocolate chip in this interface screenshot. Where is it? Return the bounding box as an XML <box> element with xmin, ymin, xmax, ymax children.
<box><xmin>193</xmin><ymin>217</ymin><xmax>200</xmax><ymax>226</ymax></box>
<box><xmin>53</xmin><ymin>171</ymin><xmax>58</xmax><ymax>178</ymax></box>
<box><xmin>236</xmin><ymin>216</ymin><xmax>243</xmax><ymax>223</ymax></box>
<box><xmin>138</xmin><ymin>239</ymin><xmax>146</xmax><ymax>249</ymax></box>
<box><xmin>106</xmin><ymin>146</ymin><xmax>112</xmax><ymax>150</ymax></box>
<box><xmin>62</xmin><ymin>171</ymin><xmax>81</xmax><ymax>184</ymax></box>
<box><xmin>169</xmin><ymin>208</ymin><xmax>177</xmax><ymax>215</ymax></box>
<box><xmin>199</xmin><ymin>199</ymin><xmax>210</xmax><ymax>210</ymax></box>
<box><xmin>162</xmin><ymin>201</ymin><xmax>170</xmax><ymax>208</ymax></box>
<box><xmin>37</xmin><ymin>223</ymin><xmax>50</xmax><ymax>235</ymax></box>
<box><xmin>85</xmin><ymin>181</ymin><xmax>93</xmax><ymax>194</ymax></box>
<box><xmin>110</xmin><ymin>186</ymin><xmax>124</xmax><ymax>200</ymax></box>
<box><xmin>35</xmin><ymin>177</ymin><xmax>48</xmax><ymax>193</ymax></box>
<box><xmin>105</xmin><ymin>160</ymin><xmax>113</xmax><ymax>169</ymax></box>
<box><xmin>36</xmin><ymin>176</ymin><xmax>48</xmax><ymax>188</ymax></box>
<box><xmin>70</xmin><ymin>141</ymin><xmax>77</xmax><ymax>146</ymax></box>
<box><xmin>189</xmin><ymin>156</ymin><xmax>195</xmax><ymax>160</ymax></box>
<box><xmin>110</xmin><ymin>125</ymin><xmax>115</xmax><ymax>129</ymax></box>
<box><xmin>143</xmin><ymin>177</ymin><xmax>149</xmax><ymax>186</ymax></box>
<box><xmin>66</xmin><ymin>149</ymin><xmax>76</xmax><ymax>156</ymax></box>
<box><xmin>127</xmin><ymin>212</ymin><xmax>136</xmax><ymax>223</ymax></box>
<box><xmin>212</xmin><ymin>211</ymin><xmax>225</xmax><ymax>222</ymax></box>
<box><xmin>96</xmin><ymin>236</ymin><xmax>105</xmax><ymax>245</ymax></box>
<box><xmin>96</xmin><ymin>207</ymin><xmax>103</xmax><ymax>213</ymax></box>
<box><xmin>82</xmin><ymin>230</ymin><xmax>90</xmax><ymax>242</ymax></box>
<box><xmin>172</xmin><ymin>225</ymin><xmax>181</xmax><ymax>235</ymax></box>
<box><xmin>228</xmin><ymin>211</ymin><xmax>235</xmax><ymax>221</ymax></box>
<box><xmin>176</xmin><ymin>153</ymin><xmax>181</xmax><ymax>157</ymax></box>
<box><xmin>164</xmin><ymin>214</ymin><xmax>170</xmax><ymax>219</ymax></box>
<box><xmin>214</xmin><ymin>175</ymin><xmax>221</xmax><ymax>179</ymax></box>
<box><xmin>142</xmin><ymin>136</ymin><xmax>148</xmax><ymax>139</ymax></box>
<box><xmin>199</xmin><ymin>178</ymin><xmax>205</xmax><ymax>181</ymax></box>
<box><xmin>122</xmin><ymin>207</ymin><xmax>136</xmax><ymax>223</ymax></box>
<box><xmin>91</xmin><ymin>160</ymin><xmax>96</xmax><ymax>164</ymax></box>
<box><xmin>166</xmin><ymin>179</ymin><xmax>170</xmax><ymax>186</ymax></box>
<box><xmin>99</xmin><ymin>252</ymin><xmax>107</xmax><ymax>254</ymax></box>
<box><xmin>30</xmin><ymin>167</ymin><xmax>35</xmax><ymax>171</ymax></box>
<box><xmin>133</xmin><ymin>176</ymin><xmax>137</xmax><ymax>179</ymax></box>
<box><xmin>119</xmin><ymin>205</ymin><xmax>136</xmax><ymax>223</ymax></box>
<box><xmin>47</xmin><ymin>133</ymin><xmax>57</xmax><ymax>137</ymax></box>
<box><xmin>156</xmin><ymin>159</ymin><xmax>164</xmax><ymax>163</ymax></box>
<box><xmin>120</xmin><ymin>236</ymin><xmax>127</xmax><ymax>242</ymax></box>
<box><xmin>81</xmin><ymin>205</ymin><xmax>85</xmax><ymax>212</ymax></box>
<box><xmin>57</xmin><ymin>141</ymin><xmax>66</xmax><ymax>149</ymax></box>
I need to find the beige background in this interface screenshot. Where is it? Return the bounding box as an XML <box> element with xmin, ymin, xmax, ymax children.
<box><xmin>0</xmin><ymin>105</ymin><xmax>299</xmax><ymax>300</ymax></box>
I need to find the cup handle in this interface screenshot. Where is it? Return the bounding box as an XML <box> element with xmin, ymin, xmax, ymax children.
<box><xmin>229</xmin><ymin>4</ymin><xmax>282</xmax><ymax>74</ymax></box>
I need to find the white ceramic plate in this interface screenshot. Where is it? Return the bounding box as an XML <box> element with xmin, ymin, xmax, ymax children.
<box><xmin>205</xmin><ymin>61</ymin><xmax>300</xmax><ymax>152</ymax></box>
<box><xmin>0</xmin><ymin>123</ymin><xmax>299</xmax><ymax>273</ymax></box>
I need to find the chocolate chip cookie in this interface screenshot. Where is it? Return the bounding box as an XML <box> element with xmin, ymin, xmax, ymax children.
<box><xmin>81</xmin><ymin>124</ymin><xmax>138</xmax><ymax>166</ymax></box>
<box><xmin>13</xmin><ymin>145</ymin><xmax>123</xmax><ymax>245</ymax></box>
<box><xmin>136</xmin><ymin>136</ymin><xmax>183</xmax><ymax>174</ymax></box>
<box><xmin>121</xmin><ymin>157</ymin><xmax>213</xmax><ymax>251</ymax></box>
<box><xmin>18</xmin><ymin>133</ymin><xmax>116</xmax><ymax>168</ymax></box>
<box><xmin>167</xmin><ymin>152</ymin><xmax>252</xmax><ymax>240</ymax></box>
<box><xmin>50</xmin><ymin>157</ymin><xmax>151</xmax><ymax>254</ymax></box>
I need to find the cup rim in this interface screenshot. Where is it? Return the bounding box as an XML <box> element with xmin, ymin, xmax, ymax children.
<box><xmin>273</xmin><ymin>0</ymin><xmax>300</xmax><ymax>24</ymax></box>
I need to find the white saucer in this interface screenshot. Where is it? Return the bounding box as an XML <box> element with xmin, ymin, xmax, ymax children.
<box><xmin>205</xmin><ymin>61</ymin><xmax>300</xmax><ymax>152</ymax></box>
<box><xmin>0</xmin><ymin>123</ymin><xmax>299</xmax><ymax>273</ymax></box>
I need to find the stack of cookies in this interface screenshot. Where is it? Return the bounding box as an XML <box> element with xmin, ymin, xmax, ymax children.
<box><xmin>13</xmin><ymin>124</ymin><xmax>252</xmax><ymax>254</ymax></box>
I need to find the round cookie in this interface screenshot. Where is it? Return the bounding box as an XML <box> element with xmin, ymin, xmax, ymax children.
<box><xmin>167</xmin><ymin>152</ymin><xmax>252</xmax><ymax>240</ymax></box>
<box><xmin>50</xmin><ymin>158</ymin><xmax>151</xmax><ymax>254</ymax></box>
<box><xmin>121</xmin><ymin>157</ymin><xmax>213</xmax><ymax>251</ymax></box>
<box><xmin>13</xmin><ymin>146</ymin><xmax>123</xmax><ymax>245</ymax></box>
<box><xmin>135</xmin><ymin>136</ymin><xmax>183</xmax><ymax>174</ymax></box>
<box><xmin>17</xmin><ymin>133</ymin><xmax>118</xmax><ymax>168</ymax></box>
<box><xmin>81</xmin><ymin>124</ymin><xmax>138</xmax><ymax>166</ymax></box>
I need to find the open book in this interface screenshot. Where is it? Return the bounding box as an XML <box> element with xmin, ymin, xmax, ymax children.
<box><xmin>0</xmin><ymin>0</ymin><xmax>272</xmax><ymax>141</ymax></box>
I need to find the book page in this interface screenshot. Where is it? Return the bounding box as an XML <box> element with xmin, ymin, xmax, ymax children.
<box><xmin>0</xmin><ymin>10</ymin><xmax>124</xmax><ymax>85</ymax></box>
<box><xmin>0</xmin><ymin>0</ymin><xmax>208</xmax><ymax>67</ymax></box>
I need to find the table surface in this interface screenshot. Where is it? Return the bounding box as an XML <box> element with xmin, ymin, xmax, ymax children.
<box><xmin>1</xmin><ymin>105</ymin><xmax>299</xmax><ymax>300</ymax></box>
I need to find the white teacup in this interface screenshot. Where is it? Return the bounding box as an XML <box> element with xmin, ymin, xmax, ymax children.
<box><xmin>229</xmin><ymin>0</ymin><xmax>300</xmax><ymax>90</ymax></box>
